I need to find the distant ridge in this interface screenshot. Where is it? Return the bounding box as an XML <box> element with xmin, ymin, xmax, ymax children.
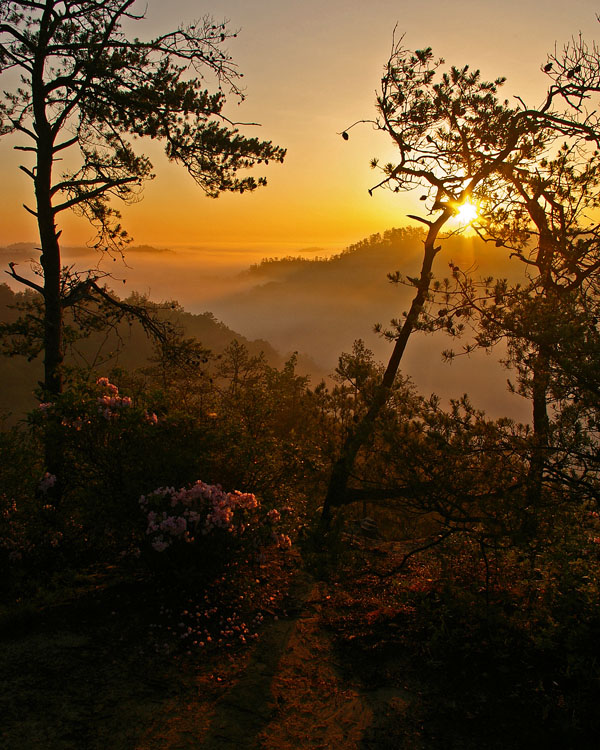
<box><xmin>244</xmin><ymin>227</ymin><xmax>426</xmax><ymax>278</ymax></box>
<box><xmin>6</xmin><ymin>242</ymin><xmax>39</xmax><ymax>252</ymax></box>
<box><xmin>207</xmin><ymin>225</ymin><xmax>528</xmax><ymax>421</ymax></box>
<box><xmin>126</xmin><ymin>244</ymin><xmax>173</xmax><ymax>254</ymax></box>
<box><xmin>297</xmin><ymin>246</ymin><xmax>328</xmax><ymax>255</ymax></box>
<box><xmin>0</xmin><ymin>242</ymin><xmax>172</xmax><ymax>258</ymax></box>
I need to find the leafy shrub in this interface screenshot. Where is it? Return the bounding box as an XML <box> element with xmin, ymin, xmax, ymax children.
<box><xmin>140</xmin><ymin>479</ymin><xmax>293</xmax><ymax>578</ymax></box>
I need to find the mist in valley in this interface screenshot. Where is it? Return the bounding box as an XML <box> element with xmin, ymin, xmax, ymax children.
<box><xmin>1</xmin><ymin>228</ymin><xmax>530</xmax><ymax>422</ymax></box>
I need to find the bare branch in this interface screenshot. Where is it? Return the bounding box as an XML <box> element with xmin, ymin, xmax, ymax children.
<box><xmin>6</xmin><ymin>262</ymin><xmax>43</xmax><ymax>294</ymax></box>
<box><xmin>22</xmin><ymin>203</ymin><xmax>37</xmax><ymax>217</ymax></box>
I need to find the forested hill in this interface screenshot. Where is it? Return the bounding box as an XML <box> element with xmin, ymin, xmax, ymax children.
<box><xmin>209</xmin><ymin>227</ymin><xmax>527</xmax><ymax>419</ymax></box>
<box><xmin>241</xmin><ymin>226</ymin><xmax>514</xmax><ymax>284</ymax></box>
<box><xmin>0</xmin><ymin>283</ymin><xmax>314</xmax><ymax>421</ymax></box>
<box><xmin>243</xmin><ymin>228</ymin><xmax>426</xmax><ymax>281</ymax></box>
<box><xmin>0</xmin><ymin>227</ymin><xmax>527</xmax><ymax>420</ymax></box>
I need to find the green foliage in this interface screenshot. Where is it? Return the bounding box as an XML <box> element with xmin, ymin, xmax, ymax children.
<box><xmin>0</xmin><ymin>283</ymin><xmax>287</xmax><ymax>419</ymax></box>
<box><xmin>0</xmin><ymin>341</ymin><xmax>328</xmax><ymax>577</ymax></box>
<box><xmin>202</xmin><ymin>342</ymin><xmax>327</xmax><ymax>503</ymax></box>
<box><xmin>1</xmin><ymin>313</ymin><xmax>599</xmax><ymax>741</ymax></box>
<box><xmin>0</xmin><ymin>424</ymin><xmax>43</xmax><ymax>578</ymax></box>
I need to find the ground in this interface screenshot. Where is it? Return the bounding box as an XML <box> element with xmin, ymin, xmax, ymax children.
<box><xmin>1</xmin><ymin>539</ymin><xmax>597</xmax><ymax>749</ymax></box>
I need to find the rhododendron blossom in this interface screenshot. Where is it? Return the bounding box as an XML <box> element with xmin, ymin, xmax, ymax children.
<box><xmin>274</xmin><ymin>533</ymin><xmax>292</xmax><ymax>550</ymax></box>
<box><xmin>141</xmin><ymin>480</ymin><xmax>291</xmax><ymax>558</ymax></box>
<box><xmin>95</xmin><ymin>378</ymin><xmax>134</xmax><ymax>420</ymax></box>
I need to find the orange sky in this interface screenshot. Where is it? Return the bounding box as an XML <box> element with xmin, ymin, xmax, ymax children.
<box><xmin>1</xmin><ymin>0</ymin><xmax>599</xmax><ymax>256</ymax></box>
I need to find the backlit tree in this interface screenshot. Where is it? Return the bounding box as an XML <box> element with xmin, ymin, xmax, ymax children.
<box><xmin>322</xmin><ymin>31</ymin><xmax>600</xmax><ymax>525</ymax></box>
<box><xmin>0</xmin><ymin>0</ymin><xmax>285</xmax><ymax>400</ymax></box>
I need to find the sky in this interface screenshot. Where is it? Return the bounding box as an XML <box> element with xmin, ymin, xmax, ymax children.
<box><xmin>1</xmin><ymin>0</ymin><xmax>599</xmax><ymax>257</ymax></box>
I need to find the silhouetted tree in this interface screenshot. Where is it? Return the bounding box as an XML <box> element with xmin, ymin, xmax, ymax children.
<box><xmin>423</xmin><ymin>33</ymin><xmax>600</xmax><ymax>527</ymax></box>
<box><xmin>0</xmin><ymin>0</ymin><xmax>285</xmax><ymax>401</ymax></box>
<box><xmin>0</xmin><ymin>1</ymin><xmax>285</xmax><ymax>487</ymax></box>
<box><xmin>322</xmin><ymin>32</ymin><xmax>600</xmax><ymax>525</ymax></box>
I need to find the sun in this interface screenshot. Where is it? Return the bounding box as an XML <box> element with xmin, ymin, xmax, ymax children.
<box><xmin>454</xmin><ymin>199</ymin><xmax>479</xmax><ymax>225</ymax></box>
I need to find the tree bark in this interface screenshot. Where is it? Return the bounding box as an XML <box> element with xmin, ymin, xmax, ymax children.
<box><xmin>38</xmin><ymin>181</ymin><xmax>64</xmax><ymax>400</ymax></box>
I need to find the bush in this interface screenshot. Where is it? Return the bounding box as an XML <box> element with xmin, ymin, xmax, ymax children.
<box><xmin>140</xmin><ymin>479</ymin><xmax>293</xmax><ymax>578</ymax></box>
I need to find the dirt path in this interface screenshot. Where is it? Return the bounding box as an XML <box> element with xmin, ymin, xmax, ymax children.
<box><xmin>138</xmin><ymin>570</ymin><xmax>399</xmax><ymax>750</ymax></box>
<box><xmin>3</xmin><ymin>551</ymin><xmax>421</xmax><ymax>749</ymax></box>
<box><xmin>256</xmin><ymin>579</ymin><xmax>372</xmax><ymax>750</ymax></box>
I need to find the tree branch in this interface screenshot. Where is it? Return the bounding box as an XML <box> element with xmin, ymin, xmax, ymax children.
<box><xmin>6</xmin><ymin>262</ymin><xmax>43</xmax><ymax>294</ymax></box>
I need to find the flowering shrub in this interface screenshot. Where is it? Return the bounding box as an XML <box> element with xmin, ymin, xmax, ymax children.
<box><xmin>148</xmin><ymin>542</ymin><xmax>297</xmax><ymax>656</ymax></box>
<box><xmin>3</xmin><ymin>356</ymin><xmax>315</xmax><ymax>577</ymax></box>
<box><xmin>96</xmin><ymin>377</ymin><xmax>133</xmax><ymax>419</ymax></box>
<box><xmin>0</xmin><ymin>494</ymin><xmax>27</xmax><ymax>564</ymax></box>
<box><xmin>140</xmin><ymin>480</ymin><xmax>293</xmax><ymax>572</ymax></box>
<box><xmin>21</xmin><ymin>375</ymin><xmax>171</xmax><ymax>562</ymax></box>
<box><xmin>32</xmin><ymin>376</ymin><xmax>158</xmax><ymax>431</ymax></box>
<box><xmin>0</xmin><ymin>489</ymin><xmax>86</xmax><ymax>575</ymax></box>
<box><xmin>139</xmin><ymin>479</ymin><xmax>299</xmax><ymax>656</ymax></box>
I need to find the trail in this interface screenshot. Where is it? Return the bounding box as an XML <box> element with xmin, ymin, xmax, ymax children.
<box><xmin>138</xmin><ymin>569</ymin><xmax>397</xmax><ymax>750</ymax></box>
<box><xmin>2</xmin><ymin>543</ymin><xmax>424</xmax><ymax>749</ymax></box>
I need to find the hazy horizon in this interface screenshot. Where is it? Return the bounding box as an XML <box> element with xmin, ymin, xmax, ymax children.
<box><xmin>1</xmin><ymin>0</ymin><xmax>597</xmax><ymax>249</ymax></box>
<box><xmin>1</xmin><ymin>228</ymin><xmax>532</xmax><ymax>423</ymax></box>
<box><xmin>2</xmin><ymin>0</ymin><xmax>593</xmax><ymax>425</ymax></box>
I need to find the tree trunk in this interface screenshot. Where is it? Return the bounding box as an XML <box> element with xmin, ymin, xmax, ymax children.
<box><xmin>32</xmin><ymin>25</ymin><xmax>65</xmax><ymax>486</ymax></box>
<box><xmin>523</xmin><ymin>349</ymin><xmax>550</xmax><ymax>539</ymax></box>
<box><xmin>39</xmin><ymin>211</ymin><xmax>63</xmax><ymax>399</ymax></box>
<box><xmin>38</xmin><ymin>194</ymin><xmax>65</xmax><ymax>492</ymax></box>
<box><xmin>320</xmin><ymin>213</ymin><xmax>450</xmax><ymax>528</ymax></box>
<box><xmin>522</xmin><ymin>222</ymin><xmax>553</xmax><ymax>540</ymax></box>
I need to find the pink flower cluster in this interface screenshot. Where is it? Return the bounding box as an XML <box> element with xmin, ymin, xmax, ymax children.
<box><xmin>140</xmin><ymin>480</ymin><xmax>286</xmax><ymax>556</ymax></box>
<box><xmin>274</xmin><ymin>533</ymin><xmax>292</xmax><ymax>550</ymax></box>
<box><xmin>144</xmin><ymin>410</ymin><xmax>159</xmax><ymax>425</ymax></box>
<box><xmin>96</xmin><ymin>378</ymin><xmax>133</xmax><ymax>420</ymax></box>
<box><xmin>0</xmin><ymin>495</ymin><xmax>25</xmax><ymax>562</ymax></box>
